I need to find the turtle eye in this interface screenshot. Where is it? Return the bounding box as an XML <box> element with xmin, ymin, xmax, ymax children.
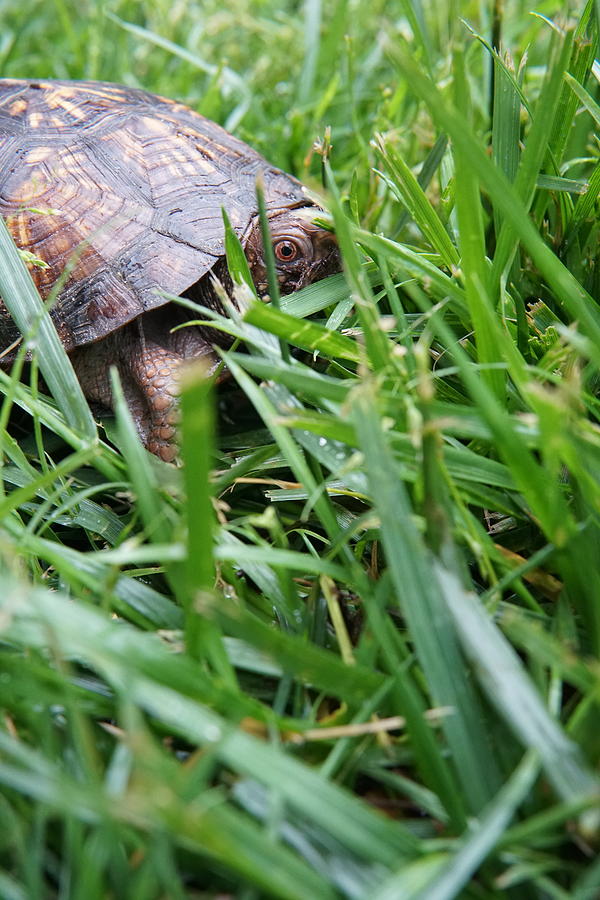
<box><xmin>274</xmin><ymin>239</ymin><xmax>300</xmax><ymax>262</ymax></box>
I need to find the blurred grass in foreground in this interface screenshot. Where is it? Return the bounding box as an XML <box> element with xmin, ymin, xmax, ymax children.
<box><xmin>1</xmin><ymin>0</ymin><xmax>600</xmax><ymax>897</ymax></box>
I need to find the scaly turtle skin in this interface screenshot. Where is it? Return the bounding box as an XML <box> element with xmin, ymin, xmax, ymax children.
<box><xmin>0</xmin><ymin>79</ymin><xmax>339</xmax><ymax>460</ymax></box>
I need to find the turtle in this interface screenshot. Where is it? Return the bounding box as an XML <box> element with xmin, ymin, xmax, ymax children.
<box><xmin>0</xmin><ymin>79</ymin><xmax>339</xmax><ymax>461</ymax></box>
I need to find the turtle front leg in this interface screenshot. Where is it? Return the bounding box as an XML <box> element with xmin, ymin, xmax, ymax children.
<box><xmin>123</xmin><ymin>317</ymin><xmax>220</xmax><ymax>462</ymax></box>
<box><xmin>125</xmin><ymin>311</ymin><xmax>220</xmax><ymax>461</ymax></box>
<box><xmin>71</xmin><ymin>308</ymin><xmax>218</xmax><ymax>462</ymax></box>
<box><xmin>127</xmin><ymin>338</ymin><xmax>199</xmax><ymax>462</ymax></box>
<box><xmin>124</xmin><ymin>341</ymin><xmax>181</xmax><ymax>461</ymax></box>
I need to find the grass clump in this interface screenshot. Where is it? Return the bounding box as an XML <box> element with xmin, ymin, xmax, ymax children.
<box><xmin>1</xmin><ymin>1</ymin><xmax>600</xmax><ymax>897</ymax></box>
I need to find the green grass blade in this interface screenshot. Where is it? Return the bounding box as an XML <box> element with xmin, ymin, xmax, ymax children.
<box><xmin>222</xmin><ymin>207</ymin><xmax>258</xmax><ymax>298</ymax></box>
<box><xmin>255</xmin><ymin>177</ymin><xmax>291</xmax><ymax>362</ymax></box>
<box><xmin>375</xmin><ymin>134</ymin><xmax>459</xmax><ymax>268</ymax></box>
<box><xmin>437</xmin><ymin>564</ymin><xmax>600</xmax><ymax>807</ymax></box>
<box><xmin>491</xmin><ymin>49</ymin><xmax>521</xmax><ymax>238</ymax></box>
<box><xmin>208</xmin><ymin>594</ymin><xmax>385</xmax><ymax>705</ymax></box>
<box><xmin>0</xmin><ymin>744</ymin><xmax>336</xmax><ymax>900</ymax></box>
<box><xmin>180</xmin><ymin>361</ymin><xmax>235</xmax><ymax>682</ymax></box>
<box><xmin>0</xmin><ymin>218</ymin><xmax>96</xmax><ymax>441</ymax></box>
<box><xmin>325</xmin><ymin>162</ymin><xmax>395</xmax><ymax>372</ymax></box>
<box><xmin>569</xmin><ymin>161</ymin><xmax>600</xmax><ymax>232</ymax></box>
<box><xmin>492</xmin><ymin>26</ymin><xmax>574</xmax><ymax>282</ymax></box>
<box><xmin>374</xmin><ymin>752</ymin><xmax>540</xmax><ymax>900</ymax></box>
<box><xmin>223</xmin><ymin>352</ymin><xmax>350</xmax><ymax>404</ymax></box>
<box><xmin>243</xmin><ymin>301</ymin><xmax>360</xmax><ymax>361</ymax></box>
<box><xmin>279</xmin><ymin>272</ymin><xmax>350</xmax><ymax>317</ymax></box>
<box><xmin>351</xmin><ymin>228</ymin><xmax>469</xmax><ymax>314</ymax></box>
<box><xmin>453</xmin><ymin>45</ymin><xmax>504</xmax><ymax>401</ymax></box>
<box><xmin>214</xmin><ymin>543</ymin><xmax>348</xmax><ymax>581</ymax></box>
<box><xmin>220</xmin><ymin>351</ymin><xmax>343</xmax><ymax>544</ymax></box>
<box><xmin>564</xmin><ymin>70</ymin><xmax>600</xmax><ymax>127</ymax></box>
<box><xmin>297</xmin><ymin>0</ymin><xmax>321</xmax><ymax>105</ymax></box>
<box><xmin>352</xmin><ymin>380</ymin><xmax>502</xmax><ymax>814</ymax></box>
<box><xmin>546</xmin><ymin>22</ymin><xmax>597</xmax><ymax>168</ymax></box>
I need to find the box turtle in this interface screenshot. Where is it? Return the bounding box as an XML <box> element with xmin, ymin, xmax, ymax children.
<box><xmin>0</xmin><ymin>79</ymin><xmax>339</xmax><ymax>460</ymax></box>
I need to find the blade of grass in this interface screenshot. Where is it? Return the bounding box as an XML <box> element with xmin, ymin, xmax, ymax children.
<box><xmin>564</xmin><ymin>69</ymin><xmax>600</xmax><ymax>127</ymax></box>
<box><xmin>0</xmin><ymin>446</ymin><xmax>95</xmax><ymax>520</ymax></box>
<box><xmin>223</xmin><ymin>351</ymin><xmax>350</xmax><ymax>404</ymax></box>
<box><xmin>222</xmin><ymin>207</ymin><xmax>258</xmax><ymax>298</ymax></box>
<box><xmin>220</xmin><ymin>350</ymin><xmax>347</xmax><ymax>550</ymax></box>
<box><xmin>375</xmin><ymin>134</ymin><xmax>459</xmax><ymax>269</ymax></box>
<box><xmin>546</xmin><ymin>13</ymin><xmax>598</xmax><ymax>172</ymax></box>
<box><xmin>214</xmin><ymin>542</ymin><xmax>347</xmax><ymax>581</ymax></box>
<box><xmin>393</xmin><ymin>133</ymin><xmax>449</xmax><ymax>238</ymax></box>
<box><xmin>207</xmin><ymin>592</ymin><xmax>385</xmax><ymax>705</ymax></box>
<box><xmin>243</xmin><ymin>302</ymin><xmax>360</xmax><ymax>361</ymax></box>
<box><xmin>492</xmin><ymin>26</ymin><xmax>574</xmax><ymax>282</ymax></box>
<box><xmin>0</xmin><ymin>369</ymin><xmax>121</xmax><ymax>481</ymax></box>
<box><xmin>180</xmin><ymin>360</ymin><xmax>235</xmax><ymax>683</ymax></box>
<box><xmin>491</xmin><ymin>48</ymin><xmax>521</xmax><ymax>243</ymax></box>
<box><xmin>453</xmin><ymin>44</ymin><xmax>504</xmax><ymax>401</ymax></box>
<box><xmin>373</xmin><ymin>751</ymin><xmax>541</xmax><ymax>900</ymax></box>
<box><xmin>436</xmin><ymin>563</ymin><xmax>600</xmax><ymax>812</ymax></box>
<box><xmin>352</xmin><ymin>379</ymin><xmax>502</xmax><ymax>814</ymax></box>
<box><xmin>279</xmin><ymin>271</ymin><xmax>350</xmax><ymax>318</ymax></box>
<box><xmin>255</xmin><ymin>176</ymin><xmax>291</xmax><ymax>362</ymax></box>
<box><xmin>325</xmin><ymin>161</ymin><xmax>395</xmax><ymax>372</ymax></box>
<box><xmin>297</xmin><ymin>0</ymin><xmax>321</xmax><ymax>105</ymax></box>
<box><xmin>0</xmin><ymin>218</ymin><xmax>96</xmax><ymax>442</ymax></box>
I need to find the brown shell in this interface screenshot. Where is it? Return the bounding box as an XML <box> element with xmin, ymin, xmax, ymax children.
<box><xmin>0</xmin><ymin>78</ymin><xmax>309</xmax><ymax>354</ymax></box>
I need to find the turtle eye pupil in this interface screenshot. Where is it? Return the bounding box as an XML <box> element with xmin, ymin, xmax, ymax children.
<box><xmin>274</xmin><ymin>240</ymin><xmax>298</xmax><ymax>262</ymax></box>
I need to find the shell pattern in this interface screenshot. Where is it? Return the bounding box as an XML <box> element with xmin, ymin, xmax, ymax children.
<box><xmin>0</xmin><ymin>79</ymin><xmax>310</xmax><ymax>354</ymax></box>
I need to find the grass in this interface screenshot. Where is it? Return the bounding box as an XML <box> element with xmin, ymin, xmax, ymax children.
<box><xmin>1</xmin><ymin>0</ymin><xmax>600</xmax><ymax>897</ymax></box>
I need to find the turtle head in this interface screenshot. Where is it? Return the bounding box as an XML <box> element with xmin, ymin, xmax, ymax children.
<box><xmin>244</xmin><ymin>207</ymin><xmax>340</xmax><ymax>297</ymax></box>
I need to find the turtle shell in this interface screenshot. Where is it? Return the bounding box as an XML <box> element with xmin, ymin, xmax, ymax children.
<box><xmin>0</xmin><ymin>78</ymin><xmax>310</xmax><ymax>356</ymax></box>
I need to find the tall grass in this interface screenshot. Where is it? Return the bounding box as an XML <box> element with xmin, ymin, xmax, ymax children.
<box><xmin>1</xmin><ymin>1</ymin><xmax>599</xmax><ymax>897</ymax></box>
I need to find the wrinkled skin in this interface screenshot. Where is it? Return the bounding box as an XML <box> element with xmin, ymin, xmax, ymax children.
<box><xmin>71</xmin><ymin>211</ymin><xmax>340</xmax><ymax>462</ymax></box>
